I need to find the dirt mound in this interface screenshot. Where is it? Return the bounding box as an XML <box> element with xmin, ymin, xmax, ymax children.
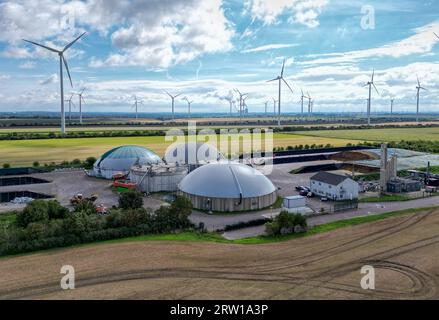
<box><xmin>330</xmin><ymin>151</ymin><xmax>378</xmax><ymax>162</ymax></box>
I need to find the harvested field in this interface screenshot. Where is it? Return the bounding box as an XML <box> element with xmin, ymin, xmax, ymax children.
<box><xmin>0</xmin><ymin>208</ymin><xmax>438</xmax><ymax>299</ymax></box>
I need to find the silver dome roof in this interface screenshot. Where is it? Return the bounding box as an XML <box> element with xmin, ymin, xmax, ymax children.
<box><xmin>95</xmin><ymin>145</ymin><xmax>162</xmax><ymax>172</ymax></box>
<box><xmin>178</xmin><ymin>162</ymin><xmax>276</xmax><ymax>198</ymax></box>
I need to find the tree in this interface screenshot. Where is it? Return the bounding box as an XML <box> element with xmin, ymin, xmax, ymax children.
<box><xmin>85</xmin><ymin>157</ymin><xmax>96</xmax><ymax>168</ymax></box>
<box><xmin>16</xmin><ymin>200</ymin><xmax>50</xmax><ymax>228</ymax></box>
<box><xmin>2</xmin><ymin>163</ymin><xmax>10</xmax><ymax>169</ymax></box>
<box><xmin>33</xmin><ymin>161</ymin><xmax>40</xmax><ymax>167</ymax></box>
<box><xmin>265</xmin><ymin>211</ymin><xmax>307</xmax><ymax>236</ymax></box>
<box><xmin>118</xmin><ymin>190</ymin><xmax>143</xmax><ymax>210</ymax></box>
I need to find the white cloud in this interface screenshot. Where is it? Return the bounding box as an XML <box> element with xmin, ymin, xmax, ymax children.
<box><xmin>19</xmin><ymin>61</ymin><xmax>36</xmax><ymax>69</ymax></box>
<box><xmin>0</xmin><ymin>74</ymin><xmax>10</xmax><ymax>80</ymax></box>
<box><xmin>301</xmin><ymin>21</ymin><xmax>439</xmax><ymax>65</ymax></box>
<box><xmin>242</xmin><ymin>43</ymin><xmax>298</xmax><ymax>53</ymax></box>
<box><xmin>39</xmin><ymin>73</ymin><xmax>58</xmax><ymax>85</ymax></box>
<box><xmin>246</xmin><ymin>0</ymin><xmax>329</xmax><ymax>28</ymax></box>
<box><xmin>86</xmin><ymin>0</ymin><xmax>234</xmax><ymax>69</ymax></box>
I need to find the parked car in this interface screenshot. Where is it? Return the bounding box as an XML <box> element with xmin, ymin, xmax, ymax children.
<box><xmin>307</xmin><ymin>192</ymin><xmax>314</xmax><ymax>198</ymax></box>
<box><xmin>299</xmin><ymin>190</ymin><xmax>309</xmax><ymax>196</ymax></box>
<box><xmin>320</xmin><ymin>197</ymin><xmax>328</xmax><ymax>202</ymax></box>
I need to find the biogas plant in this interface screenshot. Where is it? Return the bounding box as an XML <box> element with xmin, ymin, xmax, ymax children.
<box><xmin>88</xmin><ymin>142</ymin><xmax>277</xmax><ymax>212</ymax></box>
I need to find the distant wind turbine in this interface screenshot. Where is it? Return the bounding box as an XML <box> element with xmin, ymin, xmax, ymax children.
<box><xmin>390</xmin><ymin>98</ymin><xmax>394</xmax><ymax>115</ymax></box>
<box><xmin>76</xmin><ymin>89</ymin><xmax>86</xmax><ymax>125</ymax></box>
<box><xmin>164</xmin><ymin>91</ymin><xmax>181</xmax><ymax>120</ymax></box>
<box><xmin>267</xmin><ymin>59</ymin><xmax>294</xmax><ymax>126</ymax></box>
<box><xmin>65</xmin><ymin>93</ymin><xmax>75</xmax><ymax>121</ymax></box>
<box><xmin>183</xmin><ymin>97</ymin><xmax>193</xmax><ymax>118</ymax></box>
<box><xmin>132</xmin><ymin>95</ymin><xmax>143</xmax><ymax>120</ymax></box>
<box><xmin>363</xmin><ymin>69</ymin><xmax>379</xmax><ymax>126</ymax></box>
<box><xmin>300</xmin><ymin>89</ymin><xmax>309</xmax><ymax>115</ymax></box>
<box><xmin>23</xmin><ymin>32</ymin><xmax>86</xmax><ymax>134</ymax></box>
<box><xmin>234</xmin><ymin>89</ymin><xmax>248</xmax><ymax>123</ymax></box>
<box><xmin>272</xmin><ymin>98</ymin><xmax>278</xmax><ymax>116</ymax></box>
<box><xmin>416</xmin><ymin>75</ymin><xmax>427</xmax><ymax>123</ymax></box>
<box><xmin>307</xmin><ymin>92</ymin><xmax>312</xmax><ymax>116</ymax></box>
<box><xmin>264</xmin><ymin>100</ymin><xmax>270</xmax><ymax>115</ymax></box>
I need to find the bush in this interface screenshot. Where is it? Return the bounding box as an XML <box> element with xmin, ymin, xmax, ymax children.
<box><xmin>16</xmin><ymin>200</ymin><xmax>50</xmax><ymax>228</ymax></box>
<box><xmin>2</xmin><ymin>163</ymin><xmax>10</xmax><ymax>169</ymax></box>
<box><xmin>33</xmin><ymin>161</ymin><xmax>40</xmax><ymax>167</ymax></box>
<box><xmin>118</xmin><ymin>190</ymin><xmax>144</xmax><ymax>210</ymax></box>
<box><xmin>85</xmin><ymin>157</ymin><xmax>96</xmax><ymax>168</ymax></box>
<box><xmin>265</xmin><ymin>211</ymin><xmax>307</xmax><ymax>236</ymax></box>
<box><xmin>71</xmin><ymin>159</ymin><xmax>81</xmax><ymax>165</ymax></box>
<box><xmin>16</xmin><ymin>200</ymin><xmax>67</xmax><ymax>228</ymax></box>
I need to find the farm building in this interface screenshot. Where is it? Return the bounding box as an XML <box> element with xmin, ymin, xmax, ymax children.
<box><xmin>178</xmin><ymin>162</ymin><xmax>277</xmax><ymax>212</ymax></box>
<box><xmin>91</xmin><ymin>145</ymin><xmax>162</xmax><ymax>179</ymax></box>
<box><xmin>310</xmin><ymin>171</ymin><xmax>359</xmax><ymax>201</ymax></box>
<box><xmin>164</xmin><ymin>142</ymin><xmax>224</xmax><ymax>169</ymax></box>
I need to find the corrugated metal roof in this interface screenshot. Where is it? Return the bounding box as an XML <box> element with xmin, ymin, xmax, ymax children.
<box><xmin>178</xmin><ymin>162</ymin><xmax>276</xmax><ymax>198</ymax></box>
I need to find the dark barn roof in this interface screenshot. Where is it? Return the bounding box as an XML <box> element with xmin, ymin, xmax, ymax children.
<box><xmin>311</xmin><ymin>171</ymin><xmax>350</xmax><ymax>186</ymax></box>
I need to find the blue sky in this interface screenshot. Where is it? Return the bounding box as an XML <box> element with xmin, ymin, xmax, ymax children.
<box><xmin>0</xmin><ymin>0</ymin><xmax>438</xmax><ymax>114</ymax></box>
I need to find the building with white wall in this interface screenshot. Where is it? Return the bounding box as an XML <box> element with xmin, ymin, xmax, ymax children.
<box><xmin>310</xmin><ymin>171</ymin><xmax>359</xmax><ymax>201</ymax></box>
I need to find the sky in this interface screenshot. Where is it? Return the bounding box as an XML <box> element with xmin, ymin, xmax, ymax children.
<box><xmin>0</xmin><ymin>0</ymin><xmax>438</xmax><ymax>115</ymax></box>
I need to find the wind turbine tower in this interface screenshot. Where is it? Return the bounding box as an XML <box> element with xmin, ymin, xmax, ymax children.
<box><xmin>133</xmin><ymin>95</ymin><xmax>143</xmax><ymax>120</ymax></box>
<box><xmin>183</xmin><ymin>97</ymin><xmax>193</xmax><ymax>118</ymax></box>
<box><xmin>23</xmin><ymin>32</ymin><xmax>86</xmax><ymax>134</ymax></box>
<box><xmin>65</xmin><ymin>93</ymin><xmax>75</xmax><ymax>121</ymax></box>
<box><xmin>77</xmin><ymin>89</ymin><xmax>86</xmax><ymax>125</ymax></box>
<box><xmin>364</xmin><ymin>69</ymin><xmax>379</xmax><ymax>126</ymax></box>
<box><xmin>267</xmin><ymin>59</ymin><xmax>294</xmax><ymax>127</ymax></box>
<box><xmin>164</xmin><ymin>91</ymin><xmax>181</xmax><ymax>121</ymax></box>
<box><xmin>415</xmin><ymin>76</ymin><xmax>427</xmax><ymax>123</ymax></box>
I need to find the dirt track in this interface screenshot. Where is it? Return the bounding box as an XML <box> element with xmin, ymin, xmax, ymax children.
<box><xmin>0</xmin><ymin>209</ymin><xmax>439</xmax><ymax>300</ymax></box>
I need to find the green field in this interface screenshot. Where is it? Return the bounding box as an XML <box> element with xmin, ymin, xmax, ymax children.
<box><xmin>297</xmin><ymin>127</ymin><xmax>439</xmax><ymax>142</ymax></box>
<box><xmin>0</xmin><ymin>133</ymin><xmax>358</xmax><ymax>167</ymax></box>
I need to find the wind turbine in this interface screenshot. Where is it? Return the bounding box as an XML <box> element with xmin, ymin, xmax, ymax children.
<box><xmin>306</xmin><ymin>91</ymin><xmax>312</xmax><ymax>115</ymax></box>
<box><xmin>234</xmin><ymin>89</ymin><xmax>248</xmax><ymax>123</ymax></box>
<box><xmin>183</xmin><ymin>97</ymin><xmax>193</xmax><ymax>118</ymax></box>
<box><xmin>364</xmin><ymin>69</ymin><xmax>379</xmax><ymax>126</ymax></box>
<box><xmin>132</xmin><ymin>95</ymin><xmax>143</xmax><ymax>120</ymax></box>
<box><xmin>267</xmin><ymin>59</ymin><xmax>294</xmax><ymax>126</ymax></box>
<box><xmin>242</xmin><ymin>96</ymin><xmax>249</xmax><ymax>115</ymax></box>
<box><xmin>76</xmin><ymin>89</ymin><xmax>86</xmax><ymax>125</ymax></box>
<box><xmin>164</xmin><ymin>91</ymin><xmax>181</xmax><ymax>121</ymax></box>
<box><xmin>390</xmin><ymin>98</ymin><xmax>394</xmax><ymax>115</ymax></box>
<box><xmin>272</xmin><ymin>98</ymin><xmax>278</xmax><ymax>116</ymax></box>
<box><xmin>264</xmin><ymin>100</ymin><xmax>270</xmax><ymax>115</ymax></box>
<box><xmin>300</xmin><ymin>89</ymin><xmax>309</xmax><ymax>115</ymax></box>
<box><xmin>65</xmin><ymin>93</ymin><xmax>75</xmax><ymax>121</ymax></box>
<box><xmin>23</xmin><ymin>32</ymin><xmax>86</xmax><ymax>134</ymax></box>
<box><xmin>415</xmin><ymin>75</ymin><xmax>427</xmax><ymax>123</ymax></box>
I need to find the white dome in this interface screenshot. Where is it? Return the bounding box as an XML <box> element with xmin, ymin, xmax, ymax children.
<box><xmin>178</xmin><ymin>162</ymin><xmax>276</xmax><ymax>199</ymax></box>
<box><xmin>93</xmin><ymin>145</ymin><xmax>162</xmax><ymax>178</ymax></box>
<box><xmin>164</xmin><ymin>142</ymin><xmax>224</xmax><ymax>165</ymax></box>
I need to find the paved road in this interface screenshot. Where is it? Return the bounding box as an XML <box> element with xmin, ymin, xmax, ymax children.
<box><xmin>192</xmin><ymin>195</ymin><xmax>439</xmax><ymax>239</ymax></box>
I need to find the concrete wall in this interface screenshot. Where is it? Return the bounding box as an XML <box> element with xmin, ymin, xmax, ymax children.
<box><xmin>179</xmin><ymin>191</ymin><xmax>277</xmax><ymax>212</ymax></box>
<box><xmin>130</xmin><ymin>171</ymin><xmax>187</xmax><ymax>193</ymax></box>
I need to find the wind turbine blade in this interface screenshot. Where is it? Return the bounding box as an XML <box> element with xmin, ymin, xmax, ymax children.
<box><xmin>62</xmin><ymin>55</ymin><xmax>73</xmax><ymax>87</ymax></box>
<box><xmin>371</xmin><ymin>69</ymin><xmax>375</xmax><ymax>82</ymax></box>
<box><xmin>301</xmin><ymin>88</ymin><xmax>304</xmax><ymax>96</ymax></box>
<box><xmin>281</xmin><ymin>59</ymin><xmax>285</xmax><ymax>77</ymax></box>
<box><xmin>373</xmin><ymin>83</ymin><xmax>379</xmax><ymax>95</ymax></box>
<box><xmin>434</xmin><ymin>32</ymin><xmax>439</xmax><ymax>39</ymax></box>
<box><xmin>420</xmin><ymin>87</ymin><xmax>427</xmax><ymax>91</ymax></box>
<box><xmin>282</xmin><ymin>78</ymin><xmax>294</xmax><ymax>94</ymax></box>
<box><xmin>174</xmin><ymin>93</ymin><xmax>182</xmax><ymax>98</ymax></box>
<box><xmin>23</xmin><ymin>39</ymin><xmax>59</xmax><ymax>53</ymax></box>
<box><xmin>417</xmin><ymin>75</ymin><xmax>420</xmax><ymax>87</ymax></box>
<box><xmin>63</xmin><ymin>32</ymin><xmax>86</xmax><ymax>52</ymax></box>
<box><xmin>267</xmin><ymin>77</ymin><xmax>278</xmax><ymax>82</ymax></box>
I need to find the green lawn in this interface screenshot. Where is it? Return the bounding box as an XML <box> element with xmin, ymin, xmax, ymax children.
<box><xmin>296</xmin><ymin>127</ymin><xmax>439</xmax><ymax>142</ymax></box>
<box><xmin>0</xmin><ymin>133</ymin><xmax>355</xmax><ymax>167</ymax></box>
